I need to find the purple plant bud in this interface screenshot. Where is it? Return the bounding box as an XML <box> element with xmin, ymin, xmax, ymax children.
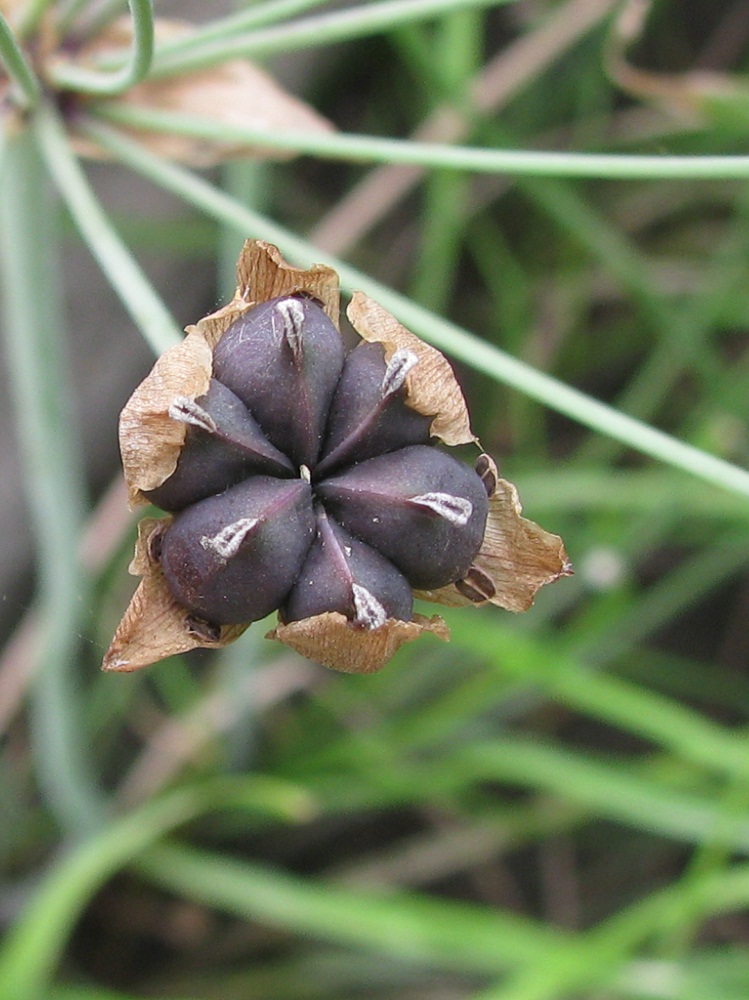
<box><xmin>212</xmin><ymin>295</ymin><xmax>345</xmax><ymax>467</ymax></box>
<box><xmin>145</xmin><ymin>379</ymin><xmax>295</xmax><ymax>511</ymax></box>
<box><xmin>316</xmin><ymin>342</ymin><xmax>431</xmax><ymax>475</ymax></box>
<box><xmin>160</xmin><ymin>475</ymin><xmax>315</xmax><ymax>624</ymax></box>
<box><xmin>317</xmin><ymin>445</ymin><xmax>488</xmax><ymax>588</ymax></box>
<box><xmin>282</xmin><ymin>507</ymin><xmax>413</xmax><ymax>626</ymax></box>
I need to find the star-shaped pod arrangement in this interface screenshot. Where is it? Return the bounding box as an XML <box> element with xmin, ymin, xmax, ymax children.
<box><xmin>103</xmin><ymin>241</ymin><xmax>571</xmax><ymax>675</ymax></box>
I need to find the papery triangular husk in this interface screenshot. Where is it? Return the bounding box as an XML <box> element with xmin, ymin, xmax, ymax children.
<box><xmin>269</xmin><ymin>612</ymin><xmax>450</xmax><ymax>674</ymax></box>
<box><xmin>120</xmin><ymin>240</ymin><xmax>340</xmax><ymax>507</ymax></box>
<box><xmin>415</xmin><ymin>456</ymin><xmax>571</xmax><ymax>613</ymax></box>
<box><xmin>347</xmin><ymin>292</ymin><xmax>475</xmax><ymax>446</ymax></box>
<box><xmin>119</xmin><ymin>329</ymin><xmax>213</xmax><ymax>506</ymax></box>
<box><xmin>102</xmin><ymin>518</ymin><xmax>248</xmax><ymax>672</ymax></box>
<box><xmin>67</xmin><ymin>18</ymin><xmax>334</xmax><ymax>166</ymax></box>
<box><xmin>233</xmin><ymin>240</ymin><xmax>340</xmax><ymax>327</ymax></box>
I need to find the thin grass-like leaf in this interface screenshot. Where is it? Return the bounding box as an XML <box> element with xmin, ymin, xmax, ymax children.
<box><xmin>137</xmin><ymin>840</ymin><xmax>568</xmax><ymax>974</ymax></box>
<box><xmin>0</xmin><ymin>127</ymin><xmax>102</xmax><ymax>835</ymax></box>
<box><xmin>0</xmin><ymin>11</ymin><xmax>41</xmax><ymax>106</ymax></box>
<box><xmin>146</xmin><ymin>0</ymin><xmax>520</xmax><ymax>78</ymax></box>
<box><xmin>34</xmin><ymin>108</ymin><xmax>182</xmax><ymax>353</ymax></box>
<box><xmin>90</xmin><ymin>105</ymin><xmax>749</xmax><ymax>179</ymax></box>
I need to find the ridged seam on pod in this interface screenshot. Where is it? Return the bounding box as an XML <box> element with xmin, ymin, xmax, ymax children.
<box><xmin>169</xmin><ymin>396</ymin><xmax>218</xmax><ymax>434</ymax></box>
<box><xmin>275</xmin><ymin>297</ymin><xmax>306</xmax><ymax>359</ymax></box>
<box><xmin>200</xmin><ymin>517</ymin><xmax>259</xmax><ymax>560</ymax></box>
<box><xmin>352</xmin><ymin>583</ymin><xmax>388</xmax><ymax>630</ymax></box>
<box><xmin>409</xmin><ymin>492</ymin><xmax>473</xmax><ymax>525</ymax></box>
<box><xmin>381</xmin><ymin>348</ymin><xmax>419</xmax><ymax>398</ymax></box>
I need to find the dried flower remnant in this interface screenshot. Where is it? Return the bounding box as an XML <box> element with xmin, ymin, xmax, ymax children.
<box><xmin>103</xmin><ymin>241</ymin><xmax>570</xmax><ymax>674</ymax></box>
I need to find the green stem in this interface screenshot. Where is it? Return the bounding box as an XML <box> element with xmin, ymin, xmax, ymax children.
<box><xmin>33</xmin><ymin>109</ymin><xmax>182</xmax><ymax>353</ymax></box>
<box><xmin>0</xmin><ymin>12</ymin><xmax>42</xmax><ymax>107</ymax></box>
<box><xmin>78</xmin><ymin>121</ymin><xmax>749</xmax><ymax>501</ymax></box>
<box><xmin>144</xmin><ymin>0</ymin><xmax>519</xmax><ymax>77</ymax></box>
<box><xmin>50</xmin><ymin>0</ymin><xmax>154</xmax><ymax>95</ymax></box>
<box><xmin>89</xmin><ymin>105</ymin><xmax>749</xmax><ymax>180</ymax></box>
<box><xmin>0</xmin><ymin>127</ymin><xmax>102</xmax><ymax>835</ymax></box>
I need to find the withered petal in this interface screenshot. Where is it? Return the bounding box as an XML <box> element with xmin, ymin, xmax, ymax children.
<box><xmin>415</xmin><ymin>456</ymin><xmax>571</xmax><ymax>613</ymax></box>
<box><xmin>347</xmin><ymin>292</ymin><xmax>475</xmax><ymax>446</ymax></box>
<box><xmin>102</xmin><ymin>518</ymin><xmax>248</xmax><ymax>672</ymax></box>
<box><xmin>67</xmin><ymin>18</ymin><xmax>334</xmax><ymax>167</ymax></box>
<box><xmin>268</xmin><ymin>612</ymin><xmax>450</xmax><ymax>674</ymax></box>
<box><xmin>233</xmin><ymin>240</ymin><xmax>340</xmax><ymax>327</ymax></box>
<box><xmin>119</xmin><ymin>329</ymin><xmax>213</xmax><ymax>507</ymax></box>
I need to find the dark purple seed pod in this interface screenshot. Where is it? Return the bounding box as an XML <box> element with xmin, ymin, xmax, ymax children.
<box><xmin>316</xmin><ymin>342</ymin><xmax>431</xmax><ymax>476</ymax></box>
<box><xmin>282</xmin><ymin>506</ymin><xmax>413</xmax><ymax>627</ymax></box>
<box><xmin>316</xmin><ymin>445</ymin><xmax>488</xmax><ymax>589</ymax></box>
<box><xmin>212</xmin><ymin>295</ymin><xmax>345</xmax><ymax>467</ymax></box>
<box><xmin>145</xmin><ymin>379</ymin><xmax>295</xmax><ymax>511</ymax></box>
<box><xmin>160</xmin><ymin>475</ymin><xmax>315</xmax><ymax>625</ymax></box>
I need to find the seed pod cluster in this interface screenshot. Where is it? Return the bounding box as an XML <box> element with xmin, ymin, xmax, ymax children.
<box><xmin>150</xmin><ymin>293</ymin><xmax>489</xmax><ymax>631</ymax></box>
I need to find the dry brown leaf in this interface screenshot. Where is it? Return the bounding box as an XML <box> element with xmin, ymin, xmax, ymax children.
<box><xmin>348</xmin><ymin>292</ymin><xmax>475</xmax><ymax>446</ymax></box>
<box><xmin>269</xmin><ymin>612</ymin><xmax>450</xmax><ymax>674</ymax></box>
<box><xmin>234</xmin><ymin>240</ymin><xmax>340</xmax><ymax>327</ymax></box>
<box><xmin>416</xmin><ymin>456</ymin><xmax>572</xmax><ymax>612</ymax></box>
<box><xmin>67</xmin><ymin>18</ymin><xmax>334</xmax><ymax>165</ymax></box>
<box><xmin>102</xmin><ymin>518</ymin><xmax>248</xmax><ymax>672</ymax></box>
<box><xmin>120</xmin><ymin>329</ymin><xmax>213</xmax><ymax>507</ymax></box>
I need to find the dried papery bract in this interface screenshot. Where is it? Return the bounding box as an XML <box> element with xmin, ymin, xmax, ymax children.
<box><xmin>268</xmin><ymin>613</ymin><xmax>450</xmax><ymax>675</ymax></box>
<box><xmin>415</xmin><ymin>454</ymin><xmax>572</xmax><ymax>612</ymax></box>
<box><xmin>347</xmin><ymin>292</ymin><xmax>475</xmax><ymax>446</ymax></box>
<box><xmin>102</xmin><ymin>519</ymin><xmax>248</xmax><ymax>672</ymax></box>
<box><xmin>104</xmin><ymin>240</ymin><xmax>570</xmax><ymax>675</ymax></box>
<box><xmin>66</xmin><ymin>19</ymin><xmax>335</xmax><ymax>166</ymax></box>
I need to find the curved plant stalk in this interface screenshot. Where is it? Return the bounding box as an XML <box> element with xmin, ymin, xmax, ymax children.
<box><xmin>0</xmin><ymin>128</ymin><xmax>103</xmax><ymax>836</ymax></box>
<box><xmin>0</xmin><ymin>12</ymin><xmax>41</xmax><ymax>107</ymax></box>
<box><xmin>93</xmin><ymin>103</ymin><xmax>749</xmax><ymax>180</ymax></box>
<box><xmin>50</xmin><ymin>0</ymin><xmax>154</xmax><ymax>96</ymax></box>
<box><xmin>34</xmin><ymin>108</ymin><xmax>182</xmax><ymax>354</ymax></box>
<box><xmin>78</xmin><ymin>120</ymin><xmax>749</xmax><ymax>501</ymax></box>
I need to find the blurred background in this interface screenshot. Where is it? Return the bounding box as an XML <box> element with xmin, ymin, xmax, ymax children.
<box><xmin>3</xmin><ymin>1</ymin><xmax>749</xmax><ymax>998</ymax></box>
